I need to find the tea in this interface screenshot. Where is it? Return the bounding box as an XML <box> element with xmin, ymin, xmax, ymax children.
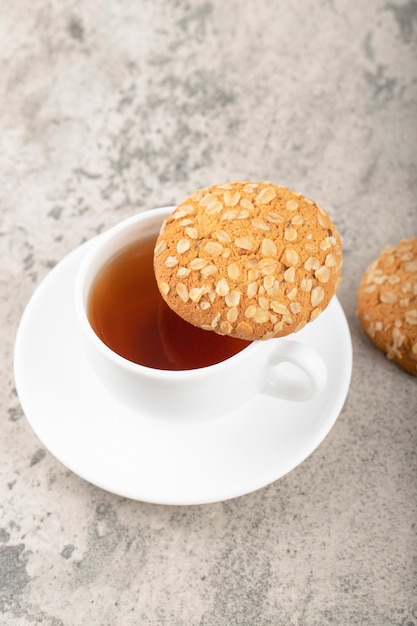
<box><xmin>87</xmin><ymin>234</ymin><xmax>251</xmax><ymax>370</ymax></box>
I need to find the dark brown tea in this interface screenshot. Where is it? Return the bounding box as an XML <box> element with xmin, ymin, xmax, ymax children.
<box><xmin>87</xmin><ymin>234</ymin><xmax>251</xmax><ymax>370</ymax></box>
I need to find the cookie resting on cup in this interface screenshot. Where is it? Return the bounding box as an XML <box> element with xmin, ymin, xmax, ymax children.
<box><xmin>153</xmin><ymin>181</ymin><xmax>343</xmax><ymax>341</ymax></box>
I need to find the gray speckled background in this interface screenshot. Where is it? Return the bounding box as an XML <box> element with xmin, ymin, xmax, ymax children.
<box><xmin>1</xmin><ymin>1</ymin><xmax>417</xmax><ymax>624</ymax></box>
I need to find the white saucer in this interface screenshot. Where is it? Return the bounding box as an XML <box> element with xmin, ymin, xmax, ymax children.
<box><xmin>14</xmin><ymin>231</ymin><xmax>352</xmax><ymax>505</ymax></box>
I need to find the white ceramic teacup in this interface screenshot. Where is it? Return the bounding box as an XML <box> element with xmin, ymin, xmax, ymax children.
<box><xmin>75</xmin><ymin>206</ymin><xmax>328</xmax><ymax>420</ymax></box>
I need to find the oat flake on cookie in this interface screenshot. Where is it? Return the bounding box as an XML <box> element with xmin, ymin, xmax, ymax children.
<box><xmin>154</xmin><ymin>181</ymin><xmax>343</xmax><ymax>341</ymax></box>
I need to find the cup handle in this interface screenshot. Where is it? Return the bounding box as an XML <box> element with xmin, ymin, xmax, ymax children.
<box><xmin>263</xmin><ymin>340</ymin><xmax>327</xmax><ymax>402</ymax></box>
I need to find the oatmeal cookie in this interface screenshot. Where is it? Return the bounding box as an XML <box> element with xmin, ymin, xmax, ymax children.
<box><xmin>357</xmin><ymin>238</ymin><xmax>417</xmax><ymax>376</ymax></box>
<box><xmin>154</xmin><ymin>181</ymin><xmax>343</xmax><ymax>340</ymax></box>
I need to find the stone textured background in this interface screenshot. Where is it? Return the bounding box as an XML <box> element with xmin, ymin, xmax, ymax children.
<box><xmin>1</xmin><ymin>1</ymin><xmax>416</xmax><ymax>624</ymax></box>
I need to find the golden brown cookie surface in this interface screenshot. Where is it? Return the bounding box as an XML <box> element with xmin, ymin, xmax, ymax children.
<box><xmin>154</xmin><ymin>181</ymin><xmax>343</xmax><ymax>340</ymax></box>
<box><xmin>357</xmin><ymin>237</ymin><xmax>417</xmax><ymax>376</ymax></box>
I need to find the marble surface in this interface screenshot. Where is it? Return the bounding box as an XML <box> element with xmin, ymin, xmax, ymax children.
<box><xmin>1</xmin><ymin>0</ymin><xmax>417</xmax><ymax>624</ymax></box>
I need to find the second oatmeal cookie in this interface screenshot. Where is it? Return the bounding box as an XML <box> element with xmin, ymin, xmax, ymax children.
<box><xmin>357</xmin><ymin>237</ymin><xmax>417</xmax><ymax>376</ymax></box>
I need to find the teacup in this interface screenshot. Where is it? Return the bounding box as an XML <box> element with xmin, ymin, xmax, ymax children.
<box><xmin>75</xmin><ymin>206</ymin><xmax>327</xmax><ymax>420</ymax></box>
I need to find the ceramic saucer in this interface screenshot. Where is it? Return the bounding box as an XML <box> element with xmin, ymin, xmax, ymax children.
<box><xmin>14</xmin><ymin>228</ymin><xmax>352</xmax><ymax>505</ymax></box>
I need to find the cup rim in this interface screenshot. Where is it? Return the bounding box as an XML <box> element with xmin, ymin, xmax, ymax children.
<box><xmin>74</xmin><ymin>207</ymin><xmax>263</xmax><ymax>380</ymax></box>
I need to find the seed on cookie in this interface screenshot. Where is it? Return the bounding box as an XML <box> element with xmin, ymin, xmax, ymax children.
<box><xmin>379</xmin><ymin>291</ymin><xmax>397</xmax><ymax>304</ymax></box>
<box><xmin>177</xmin><ymin>267</ymin><xmax>190</xmax><ymax>278</ymax></box>
<box><xmin>284</xmin><ymin>267</ymin><xmax>296</xmax><ymax>283</ymax></box>
<box><xmin>262</xmin><ymin>238</ymin><xmax>277</xmax><ymax>256</ymax></box>
<box><xmin>258</xmin><ymin>297</ymin><xmax>270</xmax><ymax>311</ymax></box>
<box><xmin>201</xmin><ymin>265</ymin><xmax>217</xmax><ymax>278</ymax></box>
<box><xmin>266</xmin><ymin>211</ymin><xmax>283</xmax><ymax>224</ymax></box>
<box><xmin>159</xmin><ymin>282</ymin><xmax>170</xmax><ymax>296</ymax></box>
<box><xmin>185</xmin><ymin>227</ymin><xmax>198</xmax><ymax>239</ymax></box>
<box><xmin>247</xmin><ymin>282</ymin><xmax>258</xmax><ymax>298</ymax></box>
<box><xmin>257</xmin><ymin>187</ymin><xmax>276</xmax><ymax>204</ymax></box>
<box><xmin>245</xmin><ymin>305</ymin><xmax>257</xmax><ymax>319</ymax></box>
<box><xmin>189</xmin><ymin>287</ymin><xmax>205</xmax><ymax>302</ymax></box>
<box><xmin>305</xmin><ymin>242</ymin><xmax>319</xmax><ymax>254</ymax></box>
<box><xmin>234</xmin><ymin>237</ymin><xmax>253</xmax><ymax>250</ymax></box>
<box><xmin>225</xmin><ymin>291</ymin><xmax>241</xmax><ymax>307</ymax></box>
<box><xmin>304</xmin><ymin>256</ymin><xmax>320</xmax><ymax>271</ymax></box>
<box><xmin>189</xmin><ymin>258</ymin><xmax>207</xmax><ymax>270</ymax></box>
<box><xmin>205</xmin><ymin>200</ymin><xmax>224</xmax><ymax>215</ymax></box>
<box><xmin>405</xmin><ymin>310</ymin><xmax>417</xmax><ymax>325</ymax></box>
<box><xmin>284</xmin><ymin>227</ymin><xmax>298</xmax><ymax>242</ymax></box>
<box><xmin>300</xmin><ymin>278</ymin><xmax>313</xmax><ymax>292</ymax></box>
<box><xmin>291</xmin><ymin>214</ymin><xmax>304</xmax><ymax>226</ymax></box>
<box><xmin>176</xmin><ymin>283</ymin><xmax>189</xmax><ymax>302</ymax></box>
<box><xmin>286</xmin><ymin>287</ymin><xmax>298</xmax><ymax>300</ymax></box>
<box><xmin>216</xmin><ymin>230</ymin><xmax>232</xmax><ymax>243</ymax></box>
<box><xmin>204</xmin><ymin>241</ymin><xmax>224</xmax><ymax>256</ymax></box>
<box><xmin>177</xmin><ymin>238</ymin><xmax>190</xmax><ymax>254</ymax></box>
<box><xmin>215</xmin><ymin>278</ymin><xmax>230</xmax><ymax>297</ymax></box>
<box><xmin>172</xmin><ymin>205</ymin><xmax>195</xmax><ymax>219</ymax></box>
<box><xmin>263</xmin><ymin>275</ymin><xmax>276</xmax><ymax>291</ymax></box>
<box><xmin>285</xmin><ymin>199</ymin><xmax>299</xmax><ymax>211</ymax></box>
<box><xmin>270</xmin><ymin>302</ymin><xmax>289</xmax><ymax>315</ymax></box>
<box><xmin>253</xmin><ymin>308</ymin><xmax>270</xmax><ymax>323</ymax></box>
<box><xmin>315</xmin><ymin>266</ymin><xmax>330</xmax><ymax>283</ymax></box>
<box><xmin>311</xmin><ymin>286</ymin><xmax>325</xmax><ymax>307</ymax></box>
<box><xmin>290</xmin><ymin>302</ymin><xmax>302</xmax><ymax>315</ymax></box>
<box><xmin>224</xmin><ymin>190</ymin><xmax>241</xmax><ymax>206</ymax></box>
<box><xmin>240</xmin><ymin>198</ymin><xmax>254</xmax><ymax>211</ymax></box>
<box><xmin>165</xmin><ymin>255</ymin><xmax>178</xmax><ymax>267</ymax></box>
<box><xmin>199</xmin><ymin>194</ymin><xmax>214</xmax><ymax>206</ymax></box>
<box><xmin>310</xmin><ymin>307</ymin><xmax>322</xmax><ymax>321</ymax></box>
<box><xmin>259</xmin><ymin>259</ymin><xmax>278</xmax><ymax>275</ymax></box>
<box><xmin>154</xmin><ymin>240</ymin><xmax>167</xmax><ymax>257</ymax></box>
<box><xmin>252</xmin><ymin>218</ymin><xmax>271</xmax><ymax>231</ymax></box>
<box><xmin>325</xmin><ymin>253</ymin><xmax>337</xmax><ymax>267</ymax></box>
